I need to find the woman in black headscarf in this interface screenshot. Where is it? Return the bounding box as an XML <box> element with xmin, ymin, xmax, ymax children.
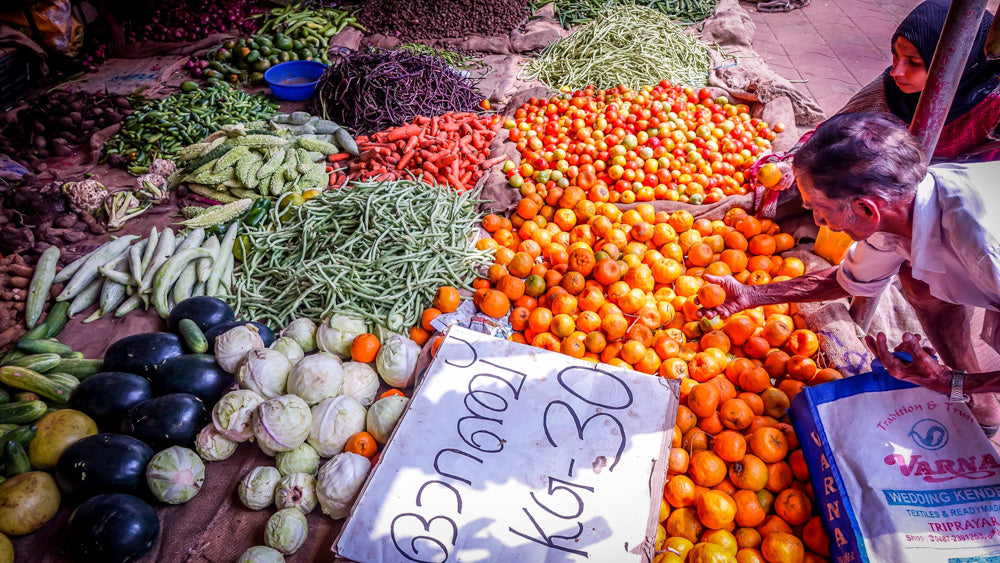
<box><xmin>839</xmin><ymin>0</ymin><xmax>1000</xmax><ymax>161</ymax></box>
<box><xmin>756</xmin><ymin>0</ymin><xmax>1000</xmax><ymax>215</ymax></box>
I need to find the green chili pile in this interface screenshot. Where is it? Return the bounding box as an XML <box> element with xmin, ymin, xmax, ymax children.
<box><xmin>523</xmin><ymin>4</ymin><xmax>712</xmax><ymax>90</ymax></box>
<box><xmin>230</xmin><ymin>179</ymin><xmax>492</xmax><ymax>331</ymax></box>
<box><xmin>105</xmin><ymin>84</ymin><xmax>278</xmax><ymax>173</ymax></box>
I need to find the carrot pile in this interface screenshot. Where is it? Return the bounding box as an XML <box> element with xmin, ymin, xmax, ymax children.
<box><xmin>331</xmin><ymin>112</ymin><xmax>506</xmax><ymax>192</ymax></box>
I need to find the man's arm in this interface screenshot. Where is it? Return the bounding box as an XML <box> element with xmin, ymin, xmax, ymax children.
<box><xmin>701</xmin><ymin>266</ymin><xmax>851</xmax><ymax>318</ymax></box>
<box><xmin>867</xmin><ymin>332</ymin><xmax>1000</xmax><ymax>395</ymax></box>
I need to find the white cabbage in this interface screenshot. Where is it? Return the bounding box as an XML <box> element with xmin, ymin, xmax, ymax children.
<box><xmin>308</xmin><ymin>396</ymin><xmax>367</xmax><ymax>457</ymax></box>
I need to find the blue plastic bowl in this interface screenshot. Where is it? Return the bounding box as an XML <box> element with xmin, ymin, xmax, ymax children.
<box><xmin>264</xmin><ymin>61</ymin><xmax>327</xmax><ymax>101</ymax></box>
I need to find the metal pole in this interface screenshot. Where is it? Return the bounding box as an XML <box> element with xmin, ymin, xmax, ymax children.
<box><xmin>909</xmin><ymin>0</ymin><xmax>990</xmax><ymax>156</ymax></box>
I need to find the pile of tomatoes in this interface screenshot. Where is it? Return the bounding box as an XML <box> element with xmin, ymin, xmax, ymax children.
<box><xmin>501</xmin><ymin>83</ymin><xmax>782</xmax><ymax>206</ymax></box>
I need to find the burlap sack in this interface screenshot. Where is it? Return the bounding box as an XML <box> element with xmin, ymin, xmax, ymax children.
<box><xmin>701</xmin><ymin>0</ymin><xmax>825</xmax><ymax>134</ymax></box>
<box><xmin>61</xmin><ymin>55</ymin><xmax>190</xmax><ymax>97</ymax></box>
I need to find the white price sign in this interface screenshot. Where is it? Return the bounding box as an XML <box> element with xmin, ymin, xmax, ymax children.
<box><xmin>334</xmin><ymin>326</ymin><xmax>679</xmax><ymax>562</ymax></box>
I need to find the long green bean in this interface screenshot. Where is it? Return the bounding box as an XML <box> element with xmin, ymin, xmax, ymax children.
<box><xmin>524</xmin><ymin>4</ymin><xmax>712</xmax><ymax>90</ymax></box>
<box><xmin>230</xmin><ymin>179</ymin><xmax>492</xmax><ymax>331</ymax></box>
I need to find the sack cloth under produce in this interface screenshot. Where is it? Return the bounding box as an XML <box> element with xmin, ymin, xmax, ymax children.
<box><xmin>701</xmin><ymin>0</ymin><xmax>826</xmax><ymax>135</ymax></box>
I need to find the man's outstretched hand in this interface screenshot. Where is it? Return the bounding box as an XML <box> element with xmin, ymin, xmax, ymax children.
<box><xmin>698</xmin><ymin>274</ymin><xmax>758</xmax><ymax>319</ymax></box>
<box><xmin>864</xmin><ymin>332</ymin><xmax>951</xmax><ymax>395</ymax></box>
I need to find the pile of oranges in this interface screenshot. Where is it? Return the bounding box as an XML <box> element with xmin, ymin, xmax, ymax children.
<box><xmin>417</xmin><ymin>201</ymin><xmax>844</xmax><ymax>562</ymax></box>
<box><xmin>501</xmin><ymin>83</ymin><xmax>781</xmax><ymax>206</ymax></box>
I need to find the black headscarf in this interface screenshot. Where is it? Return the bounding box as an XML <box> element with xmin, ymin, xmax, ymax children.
<box><xmin>883</xmin><ymin>0</ymin><xmax>1000</xmax><ymax>124</ymax></box>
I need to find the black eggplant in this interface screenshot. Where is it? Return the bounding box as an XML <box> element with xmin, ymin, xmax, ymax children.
<box><xmin>150</xmin><ymin>354</ymin><xmax>233</xmax><ymax>404</ymax></box>
<box><xmin>120</xmin><ymin>393</ymin><xmax>207</xmax><ymax>450</ymax></box>
<box><xmin>103</xmin><ymin>332</ymin><xmax>184</xmax><ymax>379</ymax></box>
<box><xmin>68</xmin><ymin>493</ymin><xmax>159</xmax><ymax>563</ymax></box>
<box><xmin>167</xmin><ymin>296</ymin><xmax>235</xmax><ymax>332</ymax></box>
<box><xmin>70</xmin><ymin>372</ymin><xmax>152</xmax><ymax>430</ymax></box>
<box><xmin>55</xmin><ymin>433</ymin><xmax>154</xmax><ymax>498</ymax></box>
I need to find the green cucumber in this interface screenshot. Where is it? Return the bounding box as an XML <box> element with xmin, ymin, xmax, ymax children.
<box><xmin>0</xmin><ymin>401</ymin><xmax>47</xmax><ymax>424</ymax></box>
<box><xmin>0</xmin><ymin>366</ymin><xmax>74</xmax><ymax>404</ymax></box>
<box><xmin>42</xmin><ymin>301</ymin><xmax>71</xmax><ymax>338</ymax></box>
<box><xmin>3</xmin><ymin>440</ymin><xmax>30</xmax><ymax>478</ymax></box>
<box><xmin>0</xmin><ymin>390</ymin><xmax>7</xmax><ymax>406</ymax></box>
<box><xmin>0</xmin><ymin>350</ymin><xmax>24</xmax><ymax>365</ymax></box>
<box><xmin>3</xmin><ymin>353</ymin><xmax>60</xmax><ymax>373</ymax></box>
<box><xmin>178</xmin><ymin>318</ymin><xmax>208</xmax><ymax>354</ymax></box>
<box><xmin>43</xmin><ymin>372</ymin><xmax>80</xmax><ymax>391</ymax></box>
<box><xmin>13</xmin><ymin>393</ymin><xmax>40</xmax><ymax>403</ymax></box>
<box><xmin>0</xmin><ymin>425</ymin><xmax>17</xmax><ymax>436</ymax></box>
<box><xmin>0</xmin><ymin>425</ymin><xmax>35</xmax><ymax>450</ymax></box>
<box><xmin>55</xmin><ymin>358</ymin><xmax>103</xmax><ymax>379</ymax></box>
<box><xmin>16</xmin><ymin>338</ymin><xmax>74</xmax><ymax>356</ymax></box>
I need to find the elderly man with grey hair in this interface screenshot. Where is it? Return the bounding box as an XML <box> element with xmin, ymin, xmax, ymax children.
<box><xmin>699</xmin><ymin>112</ymin><xmax>1000</xmax><ymax>436</ymax></box>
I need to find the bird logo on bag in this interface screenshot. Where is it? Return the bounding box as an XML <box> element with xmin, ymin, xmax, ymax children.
<box><xmin>909</xmin><ymin>419</ymin><xmax>949</xmax><ymax>451</ymax></box>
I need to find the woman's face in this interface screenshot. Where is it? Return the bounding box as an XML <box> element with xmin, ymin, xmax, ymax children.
<box><xmin>890</xmin><ymin>36</ymin><xmax>928</xmax><ymax>93</ymax></box>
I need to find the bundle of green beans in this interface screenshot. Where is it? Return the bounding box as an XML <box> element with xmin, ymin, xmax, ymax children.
<box><xmin>533</xmin><ymin>0</ymin><xmax>718</xmax><ymax>27</ymax></box>
<box><xmin>254</xmin><ymin>3</ymin><xmax>365</xmax><ymax>36</ymax></box>
<box><xmin>524</xmin><ymin>4</ymin><xmax>711</xmax><ymax>90</ymax></box>
<box><xmin>230</xmin><ymin>180</ymin><xmax>492</xmax><ymax>332</ymax></box>
<box><xmin>104</xmin><ymin>85</ymin><xmax>279</xmax><ymax>173</ymax></box>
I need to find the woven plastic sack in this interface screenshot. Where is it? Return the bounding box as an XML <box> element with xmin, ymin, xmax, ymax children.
<box><xmin>790</xmin><ymin>366</ymin><xmax>1000</xmax><ymax>561</ymax></box>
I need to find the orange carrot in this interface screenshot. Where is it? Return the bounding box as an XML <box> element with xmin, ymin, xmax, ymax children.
<box><xmin>328</xmin><ymin>153</ymin><xmax>352</xmax><ymax>162</ymax></box>
<box><xmin>397</xmin><ymin>150</ymin><xmax>416</xmax><ymax>170</ymax></box>
<box><xmin>387</xmin><ymin>124</ymin><xmax>421</xmax><ymax>142</ymax></box>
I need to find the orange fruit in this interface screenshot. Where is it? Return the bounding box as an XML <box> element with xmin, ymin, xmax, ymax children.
<box><xmin>508</xmin><ymin>252</ymin><xmax>534</xmax><ymax>278</ymax></box>
<box><xmin>735</xmin><ymin>528</ymin><xmax>763</xmax><ymax>550</ymax></box>
<box><xmin>479</xmin><ymin>289</ymin><xmax>511</xmax><ymax>319</ymax></box>
<box><xmin>421</xmin><ymin>307</ymin><xmax>442</xmax><ymax>331</ymax></box>
<box><xmin>733</xmin><ymin>489</ymin><xmax>767</xmax><ymax>528</ymax></box>
<box><xmin>665</xmin><ymin>474</ymin><xmax>698</xmax><ymax>508</ymax></box>
<box><xmin>766</xmin><ymin>462</ymin><xmax>795</xmax><ymax>494</ymax></box>
<box><xmin>666</xmin><ymin>507</ymin><xmax>706</xmax><ymax>543</ymax></box>
<box><xmin>760</xmin><ymin>532</ymin><xmax>804</xmax><ymax>563</ymax></box>
<box><xmin>729</xmin><ymin>454</ymin><xmax>769</xmax><ymax>492</ymax></box>
<box><xmin>748</xmin><ymin>427</ymin><xmax>789</xmax><ymax>464</ymax></box>
<box><xmin>756</xmin><ymin>163</ymin><xmax>782</xmax><ymax>189</ymax></box>
<box><xmin>757</xmin><ymin>515</ymin><xmax>792</xmax><ymax>537</ymax></box>
<box><xmin>803</xmin><ymin>516</ymin><xmax>830</xmax><ymax>556</ymax></box>
<box><xmin>344</xmin><ymin>431</ymin><xmax>378</xmax><ymax>459</ymax></box>
<box><xmin>712</xmin><ymin>430</ymin><xmax>747</xmax><ymax>463</ymax></box>
<box><xmin>697</xmin><ymin>284</ymin><xmax>727</xmax><ymax>308</ymax></box>
<box><xmin>690</xmin><ymin>450</ymin><xmax>728</xmax><ymax>487</ymax></box>
<box><xmin>786</xmin><ymin>329</ymin><xmax>819</xmax><ymax>357</ymax></box>
<box><xmin>747</xmin><ymin>235</ymin><xmax>776</xmax><ymax>257</ymax></box>
<box><xmin>350</xmin><ymin>333</ymin><xmax>381</xmax><ymax>363</ymax></box>
<box><xmin>433</xmin><ymin>286</ymin><xmax>461</xmax><ymax>313</ymax></box>
<box><xmin>688</xmin><ymin>383</ymin><xmax>721</xmax><ymax>418</ymax></box>
<box><xmin>687</xmin><ymin>542</ymin><xmax>736</xmax><ymax>562</ymax></box>
<box><xmin>774</xmin><ymin>489</ymin><xmax>812</xmax><ymax>526</ymax></box>
<box><xmin>719</xmin><ymin>398</ymin><xmax>754</xmax><ymax>431</ymax></box>
<box><xmin>408</xmin><ymin>326</ymin><xmax>431</xmax><ymax>346</ymax></box>
<box><xmin>496</xmin><ymin>275</ymin><xmax>526</xmax><ymax>301</ymax></box>
<box><xmin>697</xmin><ymin>490</ymin><xmax>738</xmax><ymax>529</ymax></box>
<box><xmin>812</xmin><ymin>367</ymin><xmax>844</xmax><ymax>384</ymax></box>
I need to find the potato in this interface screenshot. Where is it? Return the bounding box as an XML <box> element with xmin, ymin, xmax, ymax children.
<box><xmin>28</xmin><ymin>409</ymin><xmax>98</xmax><ymax>471</ymax></box>
<box><xmin>0</xmin><ymin>472</ymin><xmax>60</xmax><ymax>536</ymax></box>
<box><xmin>0</xmin><ymin>532</ymin><xmax>12</xmax><ymax>563</ymax></box>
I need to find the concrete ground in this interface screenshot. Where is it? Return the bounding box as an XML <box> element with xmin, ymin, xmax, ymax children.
<box><xmin>740</xmin><ymin>0</ymin><xmax>1000</xmax><ymax>115</ymax></box>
